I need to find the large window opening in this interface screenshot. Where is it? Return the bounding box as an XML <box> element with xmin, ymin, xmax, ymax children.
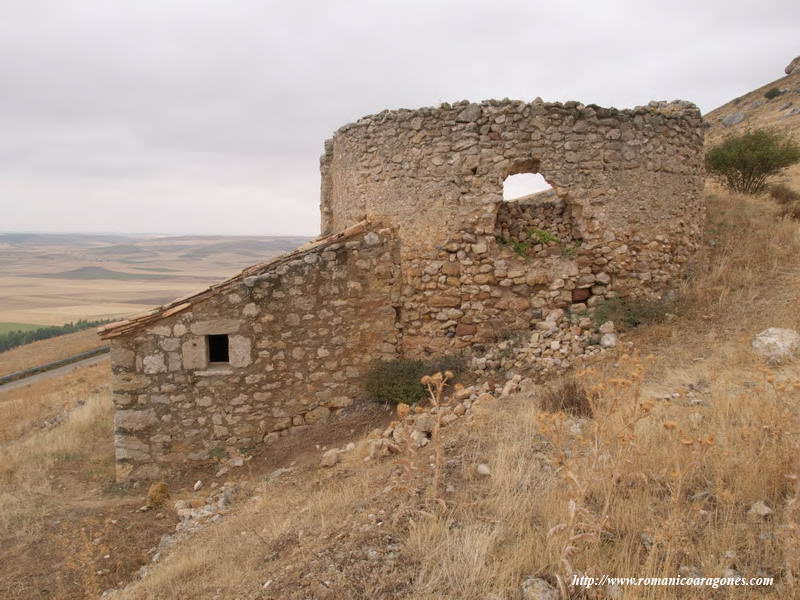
<box><xmin>496</xmin><ymin>164</ymin><xmax>575</xmax><ymax>265</ymax></box>
<box><xmin>207</xmin><ymin>334</ymin><xmax>230</xmax><ymax>363</ymax></box>
<box><xmin>502</xmin><ymin>172</ymin><xmax>553</xmax><ymax>202</ymax></box>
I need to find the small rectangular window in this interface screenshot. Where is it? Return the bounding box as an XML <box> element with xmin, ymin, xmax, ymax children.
<box><xmin>207</xmin><ymin>334</ymin><xmax>230</xmax><ymax>363</ymax></box>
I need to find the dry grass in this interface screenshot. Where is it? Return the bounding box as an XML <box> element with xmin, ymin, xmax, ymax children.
<box><xmin>407</xmin><ymin>357</ymin><xmax>800</xmax><ymax>599</ymax></box>
<box><xmin>116</xmin><ymin>459</ymin><xmax>403</xmax><ymax>599</ymax></box>
<box><xmin>402</xmin><ymin>191</ymin><xmax>800</xmax><ymax>599</ymax></box>
<box><xmin>113</xmin><ymin>190</ymin><xmax>800</xmax><ymax>599</ymax></box>
<box><xmin>0</xmin><ymin>360</ymin><xmax>109</xmax><ymax>444</ymax></box>
<box><xmin>0</xmin><ymin>362</ymin><xmax>114</xmax><ymax>539</ymax></box>
<box><xmin>0</xmin><ymin>328</ymin><xmax>106</xmax><ymax>377</ymax></box>
<box><xmin>539</xmin><ymin>377</ymin><xmax>594</xmax><ymax>418</ymax></box>
<box><xmin>0</xmin><ymin>190</ymin><xmax>788</xmax><ymax>599</ymax></box>
<box><xmin>0</xmin><ymin>360</ymin><xmax>177</xmax><ymax>599</ymax></box>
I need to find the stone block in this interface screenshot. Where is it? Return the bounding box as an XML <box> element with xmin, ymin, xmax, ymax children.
<box><xmin>455</xmin><ymin>323</ymin><xmax>477</xmax><ymax>336</ymax></box>
<box><xmin>115</xmin><ymin>409</ymin><xmax>157</xmax><ymax>432</ymax></box>
<box><xmin>110</xmin><ymin>345</ymin><xmax>135</xmax><ymax>369</ymax></box>
<box><xmin>142</xmin><ymin>353</ymin><xmax>166</xmax><ymax>374</ymax></box>
<box><xmin>190</xmin><ymin>319</ymin><xmax>241</xmax><ymax>335</ymax></box>
<box><xmin>229</xmin><ymin>335</ymin><xmax>252</xmax><ymax>367</ymax></box>
<box><xmin>182</xmin><ymin>337</ymin><xmax>208</xmax><ymax>370</ymax></box>
<box><xmin>305</xmin><ymin>406</ymin><xmax>331</xmax><ymax>424</ymax></box>
<box><xmin>114</xmin><ymin>434</ymin><xmax>151</xmax><ymax>461</ymax></box>
<box><xmin>429</xmin><ymin>295</ymin><xmax>461</xmax><ymax>308</ymax></box>
<box><xmin>328</xmin><ymin>396</ymin><xmax>353</xmax><ymax>408</ymax></box>
<box><xmin>113</xmin><ymin>373</ymin><xmax>151</xmax><ymax>392</ymax></box>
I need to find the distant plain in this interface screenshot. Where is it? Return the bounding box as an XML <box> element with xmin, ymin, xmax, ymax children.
<box><xmin>0</xmin><ymin>233</ymin><xmax>310</xmax><ymax>327</ymax></box>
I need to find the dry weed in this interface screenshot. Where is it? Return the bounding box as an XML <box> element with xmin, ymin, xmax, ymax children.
<box><xmin>146</xmin><ymin>482</ymin><xmax>169</xmax><ymax>508</ymax></box>
<box><xmin>421</xmin><ymin>370</ymin><xmax>454</xmax><ymax>503</ymax></box>
<box><xmin>0</xmin><ymin>374</ymin><xmax>114</xmax><ymax>539</ymax></box>
<box><xmin>539</xmin><ymin>377</ymin><xmax>594</xmax><ymax>418</ymax></box>
<box><xmin>61</xmin><ymin>191</ymin><xmax>800</xmax><ymax>599</ymax></box>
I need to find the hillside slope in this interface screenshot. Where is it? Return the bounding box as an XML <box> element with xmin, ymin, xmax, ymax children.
<box><xmin>99</xmin><ymin>189</ymin><xmax>800</xmax><ymax>600</ymax></box>
<box><xmin>6</xmin><ymin>69</ymin><xmax>800</xmax><ymax>600</ymax></box>
<box><xmin>0</xmin><ymin>329</ymin><xmax>105</xmax><ymax>378</ymax></box>
<box><xmin>705</xmin><ymin>69</ymin><xmax>800</xmax><ymax>187</ymax></box>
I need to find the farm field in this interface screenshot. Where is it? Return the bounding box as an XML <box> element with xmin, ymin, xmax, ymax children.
<box><xmin>0</xmin><ymin>323</ymin><xmax>40</xmax><ymax>335</ymax></box>
<box><xmin>0</xmin><ymin>233</ymin><xmax>310</xmax><ymax>328</ymax></box>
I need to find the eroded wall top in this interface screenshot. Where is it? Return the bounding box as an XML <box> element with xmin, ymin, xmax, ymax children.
<box><xmin>320</xmin><ymin>98</ymin><xmax>704</xmax><ymax>252</ymax></box>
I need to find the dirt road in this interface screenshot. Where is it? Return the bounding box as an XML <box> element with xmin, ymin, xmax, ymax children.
<box><xmin>0</xmin><ymin>353</ymin><xmax>109</xmax><ymax>394</ymax></box>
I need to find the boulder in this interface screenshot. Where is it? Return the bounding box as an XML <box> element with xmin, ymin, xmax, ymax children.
<box><xmin>600</xmin><ymin>333</ymin><xmax>618</xmax><ymax>348</ymax></box>
<box><xmin>413</xmin><ymin>413</ymin><xmax>436</xmax><ymax>433</ymax></box>
<box><xmin>409</xmin><ymin>429</ymin><xmax>429</xmax><ymax>448</ymax></box>
<box><xmin>599</xmin><ymin>321</ymin><xmax>616</xmax><ymax>334</ymax></box>
<box><xmin>520</xmin><ymin>576</ymin><xmax>558</xmax><ymax>600</ymax></box>
<box><xmin>721</xmin><ymin>112</ymin><xmax>745</xmax><ymax>127</ymax></box>
<box><xmin>748</xmin><ymin>500</ymin><xmax>773</xmax><ymax>518</ymax></box>
<box><xmin>786</xmin><ymin>56</ymin><xmax>800</xmax><ymax>75</ymax></box>
<box><xmin>751</xmin><ymin>328</ymin><xmax>800</xmax><ymax>364</ymax></box>
<box><xmin>319</xmin><ymin>449</ymin><xmax>341</xmax><ymax>468</ymax></box>
<box><xmin>367</xmin><ymin>438</ymin><xmax>399</xmax><ymax>459</ymax></box>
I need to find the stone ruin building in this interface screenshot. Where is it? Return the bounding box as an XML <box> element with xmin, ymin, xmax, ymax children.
<box><xmin>99</xmin><ymin>98</ymin><xmax>705</xmax><ymax>480</ymax></box>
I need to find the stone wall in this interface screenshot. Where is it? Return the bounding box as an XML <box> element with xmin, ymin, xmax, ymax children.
<box><xmin>320</xmin><ymin>99</ymin><xmax>705</xmax><ymax>355</ymax></box>
<box><xmin>108</xmin><ymin>229</ymin><xmax>400</xmax><ymax>480</ymax></box>
<box><xmin>494</xmin><ymin>191</ymin><xmax>573</xmax><ymax>250</ymax></box>
<box><xmin>106</xmin><ymin>97</ymin><xmax>705</xmax><ymax>479</ymax></box>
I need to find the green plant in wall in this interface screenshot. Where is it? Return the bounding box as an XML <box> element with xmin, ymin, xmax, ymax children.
<box><xmin>527</xmin><ymin>228</ymin><xmax>559</xmax><ymax>244</ymax></box>
<box><xmin>510</xmin><ymin>239</ymin><xmax>531</xmax><ymax>258</ymax></box>
<box><xmin>561</xmin><ymin>243</ymin><xmax>577</xmax><ymax>258</ymax></box>
<box><xmin>210</xmin><ymin>447</ymin><xmax>230</xmax><ymax>461</ymax></box>
<box><xmin>499</xmin><ymin>228</ymin><xmax>563</xmax><ymax>259</ymax></box>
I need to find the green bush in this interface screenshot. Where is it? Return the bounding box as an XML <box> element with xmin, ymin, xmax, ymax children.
<box><xmin>592</xmin><ymin>297</ymin><xmax>675</xmax><ymax>331</ymax></box>
<box><xmin>764</xmin><ymin>87</ymin><xmax>783</xmax><ymax>100</ymax></box>
<box><xmin>706</xmin><ymin>129</ymin><xmax>800</xmax><ymax>194</ymax></box>
<box><xmin>364</xmin><ymin>355</ymin><xmax>466</xmax><ymax>405</ymax></box>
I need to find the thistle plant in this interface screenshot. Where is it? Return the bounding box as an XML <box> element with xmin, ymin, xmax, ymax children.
<box><xmin>421</xmin><ymin>370</ymin><xmax>454</xmax><ymax>504</ymax></box>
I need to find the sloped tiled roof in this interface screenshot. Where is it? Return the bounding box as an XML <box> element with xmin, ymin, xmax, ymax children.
<box><xmin>98</xmin><ymin>220</ymin><xmax>368</xmax><ymax>339</ymax></box>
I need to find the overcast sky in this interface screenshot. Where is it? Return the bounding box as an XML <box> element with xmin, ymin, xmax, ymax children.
<box><xmin>1</xmin><ymin>0</ymin><xmax>798</xmax><ymax>236</ymax></box>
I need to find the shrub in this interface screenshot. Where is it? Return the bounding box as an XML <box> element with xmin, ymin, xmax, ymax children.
<box><xmin>592</xmin><ymin>296</ymin><xmax>675</xmax><ymax>331</ymax></box>
<box><xmin>764</xmin><ymin>87</ymin><xmax>783</xmax><ymax>100</ymax></box>
<box><xmin>539</xmin><ymin>378</ymin><xmax>594</xmax><ymax>418</ymax></box>
<box><xmin>364</xmin><ymin>355</ymin><xmax>466</xmax><ymax>405</ymax></box>
<box><xmin>768</xmin><ymin>183</ymin><xmax>800</xmax><ymax>205</ymax></box>
<box><xmin>705</xmin><ymin>129</ymin><xmax>800</xmax><ymax>194</ymax></box>
<box><xmin>146</xmin><ymin>482</ymin><xmax>169</xmax><ymax>508</ymax></box>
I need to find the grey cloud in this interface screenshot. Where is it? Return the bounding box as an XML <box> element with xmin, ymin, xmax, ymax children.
<box><xmin>1</xmin><ymin>0</ymin><xmax>798</xmax><ymax>235</ymax></box>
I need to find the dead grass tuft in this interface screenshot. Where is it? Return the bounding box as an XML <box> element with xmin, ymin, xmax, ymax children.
<box><xmin>146</xmin><ymin>482</ymin><xmax>169</xmax><ymax>508</ymax></box>
<box><xmin>769</xmin><ymin>182</ymin><xmax>800</xmax><ymax>205</ymax></box>
<box><xmin>538</xmin><ymin>378</ymin><xmax>594</xmax><ymax>418</ymax></box>
<box><xmin>12</xmin><ymin>190</ymin><xmax>800</xmax><ymax>599</ymax></box>
<box><xmin>402</xmin><ymin>190</ymin><xmax>800</xmax><ymax>598</ymax></box>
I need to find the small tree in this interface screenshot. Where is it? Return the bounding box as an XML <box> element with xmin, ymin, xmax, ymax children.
<box><xmin>706</xmin><ymin>129</ymin><xmax>800</xmax><ymax>194</ymax></box>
